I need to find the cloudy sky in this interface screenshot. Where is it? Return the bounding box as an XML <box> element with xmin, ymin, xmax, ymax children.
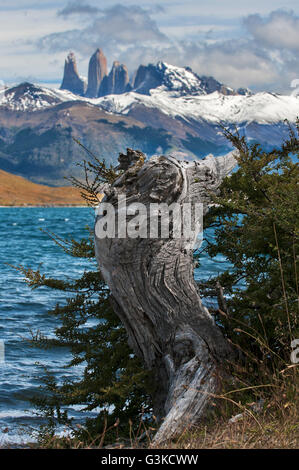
<box><xmin>1</xmin><ymin>0</ymin><xmax>299</xmax><ymax>93</ymax></box>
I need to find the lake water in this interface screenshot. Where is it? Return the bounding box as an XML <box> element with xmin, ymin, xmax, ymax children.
<box><xmin>0</xmin><ymin>207</ymin><xmax>229</xmax><ymax>446</ymax></box>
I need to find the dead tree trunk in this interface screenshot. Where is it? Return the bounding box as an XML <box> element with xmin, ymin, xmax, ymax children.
<box><xmin>94</xmin><ymin>149</ymin><xmax>237</xmax><ymax>443</ymax></box>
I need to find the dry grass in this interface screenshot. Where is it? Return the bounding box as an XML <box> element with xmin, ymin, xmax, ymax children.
<box><xmin>22</xmin><ymin>382</ymin><xmax>298</xmax><ymax>450</ymax></box>
<box><xmin>23</xmin><ymin>363</ymin><xmax>298</xmax><ymax>450</ymax></box>
<box><xmin>0</xmin><ymin>169</ymin><xmax>85</xmax><ymax>206</ymax></box>
<box><xmin>156</xmin><ymin>401</ymin><xmax>298</xmax><ymax>449</ymax></box>
<box><xmin>154</xmin><ymin>366</ymin><xmax>299</xmax><ymax>449</ymax></box>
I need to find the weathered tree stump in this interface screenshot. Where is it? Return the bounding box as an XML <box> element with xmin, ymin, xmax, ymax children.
<box><xmin>94</xmin><ymin>149</ymin><xmax>237</xmax><ymax>443</ymax></box>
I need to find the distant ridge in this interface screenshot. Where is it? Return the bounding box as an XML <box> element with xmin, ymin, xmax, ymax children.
<box><xmin>0</xmin><ymin>59</ymin><xmax>298</xmax><ymax>186</ymax></box>
<box><xmin>0</xmin><ymin>170</ymin><xmax>84</xmax><ymax>206</ymax></box>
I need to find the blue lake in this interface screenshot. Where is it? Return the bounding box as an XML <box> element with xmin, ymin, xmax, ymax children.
<box><xmin>0</xmin><ymin>207</ymin><xmax>229</xmax><ymax>445</ymax></box>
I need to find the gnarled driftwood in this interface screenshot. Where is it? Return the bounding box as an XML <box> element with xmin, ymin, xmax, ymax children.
<box><xmin>94</xmin><ymin>149</ymin><xmax>237</xmax><ymax>443</ymax></box>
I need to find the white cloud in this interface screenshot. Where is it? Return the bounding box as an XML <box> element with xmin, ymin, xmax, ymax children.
<box><xmin>36</xmin><ymin>5</ymin><xmax>298</xmax><ymax>92</ymax></box>
<box><xmin>244</xmin><ymin>10</ymin><xmax>299</xmax><ymax>51</ymax></box>
<box><xmin>196</xmin><ymin>43</ymin><xmax>279</xmax><ymax>89</ymax></box>
<box><xmin>1</xmin><ymin>2</ymin><xmax>299</xmax><ymax>93</ymax></box>
<box><xmin>38</xmin><ymin>4</ymin><xmax>168</xmax><ymax>53</ymax></box>
<box><xmin>57</xmin><ymin>0</ymin><xmax>99</xmax><ymax>16</ymax></box>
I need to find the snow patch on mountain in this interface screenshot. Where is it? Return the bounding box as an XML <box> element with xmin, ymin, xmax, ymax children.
<box><xmin>0</xmin><ymin>83</ymin><xmax>76</xmax><ymax>111</ymax></box>
<box><xmin>155</xmin><ymin>61</ymin><xmax>206</xmax><ymax>96</ymax></box>
<box><xmin>93</xmin><ymin>89</ymin><xmax>299</xmax><ymax>125</ymax></box>
<box><xmin>0</xmin><ymin>63</ymin><xmax>298</xmax><ymax>127</ymax></box>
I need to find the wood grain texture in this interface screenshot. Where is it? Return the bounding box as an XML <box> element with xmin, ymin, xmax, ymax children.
<box><xmin>94</xmin><ymin>150</ymin><xmax>237</xmax><ymax>443</ymax></box>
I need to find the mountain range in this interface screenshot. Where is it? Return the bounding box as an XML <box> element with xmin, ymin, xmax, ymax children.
<box><xmin>0</xmin><ymin>49</ymin><xmax>298</xmax><ymax>186</ymax></box>
<box><xmin>60</xmin><ymin>49</ymin><xmax>249</xmax><ymax>98</ymax></box>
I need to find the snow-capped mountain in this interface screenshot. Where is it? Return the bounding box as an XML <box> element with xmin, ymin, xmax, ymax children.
<box><xmin>0</xmin><ymin>61</ymin><xmax>298</xmax><ymax>186</ymax></box>
<box><xmin>0</xmin><ymin>82</ymin><xmax>69</xmax><ymax>111</ymax></box>
<box><xmin>1</xmin><ymin>63</ymin><xmax>298</xmax><ymax>125</ymax></box>
<box><xmin>95</xmin><ymin>88</ymin><xmax>299</xmax><ymax>125</ymax></box>
<box><xmin>132</xmin><ymin>61</ymin><xmax>225</xmax><ymax>96</ymax></box>
<box><xmin>133</xmin><ymin>61</ymin><xmax>245</xmax><ymax>97</ymax></box>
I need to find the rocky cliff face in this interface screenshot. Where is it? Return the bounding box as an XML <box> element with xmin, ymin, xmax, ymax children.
<box><xmin>132</xmin><ymin>62</ymin><xmax>241</xmax><ymax>96</ymax></box>
<box><xmin>133</xmin><ymin>64</ymin><xmax>164</xmax><ymax>94</ymax></box>
<box><xmin>85</xmin><ymin>48</ymin><xmax>108</xmax><ymax>98</ymax></box>
<box><xmin>99</xmin><ymin>61</ymin><xmax>131</xmax><ymax>96</ymax></box>
<box><xmin>131</xmin><ymin>62</ymin><xmax>251</xmax><ymax>97</ymax></box>
<box><xmin>196</xmin><ymin>75</ymin><xmax>251</xmax><ymax>96</ymax></box>
<box><xmin>60</xmin><ymin>52</ymin><xmax>252</xmax><ymax>99</ymax></box>
<box><xmin>60</xmin><ymin>52</ymin><xmax>85</xmax><ymax>95</ymax></box>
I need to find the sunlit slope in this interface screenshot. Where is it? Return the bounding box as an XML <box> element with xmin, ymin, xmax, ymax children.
<box><xmin>0</xmin><ymin>169</ymin><xmax>84</xmax><ymax>206</ymax></box>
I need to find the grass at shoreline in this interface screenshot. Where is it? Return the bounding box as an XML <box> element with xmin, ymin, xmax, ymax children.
<box><xmin>5</xmin><ymin>372</ymin><xmax>296</xmax><ymax>450</ymax></box>
<box><xmin>5</xmin><ymin>407</ymin><xmax>296</xmax><ymax>450</ymax></box>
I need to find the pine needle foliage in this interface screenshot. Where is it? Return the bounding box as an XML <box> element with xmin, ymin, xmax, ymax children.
<box><xmin>66</xmin><ymin>138</ymin><xmax>119</xmax><ymax>206</ymax></box>
<box><xmin>202</xmin><ymin>120</ymin><xmax>299</xmax><ymax>391</ymax></box>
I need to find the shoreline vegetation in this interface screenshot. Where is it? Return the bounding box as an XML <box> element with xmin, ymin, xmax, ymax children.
<box><xmin>0</xmin><ymin>169</ymin><xmax>86</xmax><ymax>207</ymax></box>
<box><xmin>1</xmin><ymin>127</ymin><xmax>298</xmax><ymax>449</ymax></box>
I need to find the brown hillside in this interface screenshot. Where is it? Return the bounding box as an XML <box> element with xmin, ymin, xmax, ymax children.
<box><xmin>0</xmin><ymin>169</ymin><xmax>85</xmax><ymax>206</ymax></box>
